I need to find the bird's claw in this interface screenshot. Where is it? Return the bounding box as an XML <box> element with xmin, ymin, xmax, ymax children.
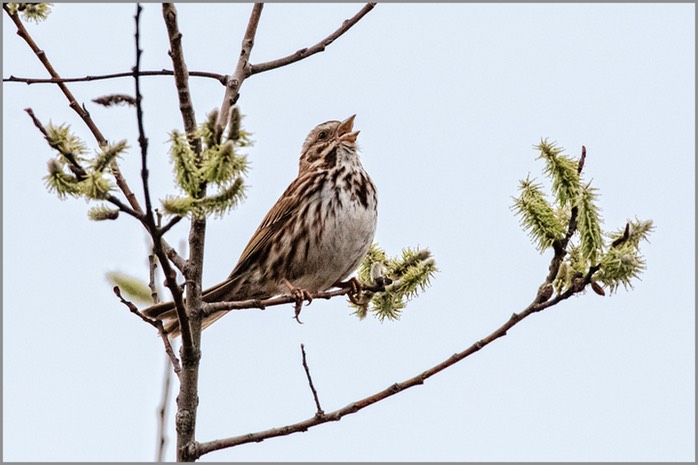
<box><xmin>335</xmin><ymin>277</ymin><xmax>363</xmax><ymax>305</ymax></box>
<box><xmin>284</xmin><ymin>279</ymin><xmax>312</xmax><ymax>324</ymax></box>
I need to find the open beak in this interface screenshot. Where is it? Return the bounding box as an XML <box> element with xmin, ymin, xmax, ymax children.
<box><xmin>337</xmin><ymin>114</ymin><xmax>360</xmax><ymax>143</ymax></box>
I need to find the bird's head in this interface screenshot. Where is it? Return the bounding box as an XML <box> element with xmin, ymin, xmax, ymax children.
<box><xmin>298</xmin><ymin>115</ymin><xmax>360</xmax><ymax>172</ymax></box>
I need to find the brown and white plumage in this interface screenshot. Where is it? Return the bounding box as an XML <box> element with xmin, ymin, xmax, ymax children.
<box><xmin>143</xmin><ymin>115</ymin><xmax>377</xmax><ymax>335</ymax></box>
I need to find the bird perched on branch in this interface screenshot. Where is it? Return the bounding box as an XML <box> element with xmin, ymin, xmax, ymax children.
<box><xmin>144</xmin><ymin>115</ymin><xmax>378</xmax><ymax>336</ymax></box>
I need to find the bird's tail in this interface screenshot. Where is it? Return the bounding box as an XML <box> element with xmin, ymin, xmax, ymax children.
<box><xmin>142</xmin><ymin>277</ymin><xmax>240</xmax><ymax>338</ymax></box>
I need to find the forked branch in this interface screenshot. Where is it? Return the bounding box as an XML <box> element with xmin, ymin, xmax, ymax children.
<box><xmin>215</xmin><ymin>3</ymin><xmax>377</xmax><ymax>135</ymax></box>
<box><xmin>216</xmin><ymin>3</ymin><xmax>264</xmax><ymax>134</ymax></box>
<box><xmin>250</xmin><ymin>3</ymin><xmax>377</xmax><ymax>76</ymax></box>
<box><xmin>113</xmin><ymin>286</ymin><xmax>181</xmax><ymax>375</ymax></box>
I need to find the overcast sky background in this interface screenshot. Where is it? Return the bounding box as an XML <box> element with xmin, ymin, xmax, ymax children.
<box><xmin>3</xmin><ymin>3</ymin><xmax>695</xmax><ymax>462</ymax></box>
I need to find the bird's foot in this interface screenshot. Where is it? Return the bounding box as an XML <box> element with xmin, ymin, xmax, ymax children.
<box><xmin>283</xmin><ymin>279</ymin><xmax>313</xmax><ymax>324</ymax></box>
<box><xmin>335</xmin><ymin>277</ymin><xmax>363</xmax><ymax>305</ymax></box>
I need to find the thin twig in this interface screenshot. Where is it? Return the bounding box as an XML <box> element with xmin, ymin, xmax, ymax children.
<box><xmin>249</xmin><ymin>3</ymin><xmax>377</xmax><ymax>76</ymax></box>
<box><xmin>4</xmin><ymin>4</ymin><xmax>145</xmax><ymax>216</ymax></box>
<box><xmin>4</xmin><ymin>5</ymin><xmax>106</xmax><ymax>145</ymax></box>
<box><xmin>113</xmin><ymin>286</ymin><xmax>181</xmax><ymax>375</ymax></box>
<box><xmin>162</xmin><ymin>239</ymin><xmax>187</xmax><ymax>274</ymax></box>
<box><xmin>23</xmin><ymin>107</ymin><xmax>86</xmax><ymax>178</ymax></box>
<box><xmin>160</xmin><ymin>215</ymin><xmax>183</xmax><ymax>236</ymax></box>
<box><xmin>300</xmin><ymin>344</ymin><xmax>323</xmax><ymax>415</ymax></box>
<box><xmin>156</xmin><ymin>354</ymin><xmax>173</xmax><ymax>462</ymax></box>
<box><xmin>216</xmin><ymin>3</ymin><xmax>264</xmax><ymax>135</ymax></box>
<box><xmin>149</xmin><ymin>254</ymin><xmax>160</xmax><ymax>305</ymax></box>
<box><xmin>201</xmin><ymin>280</ymin><xmax>385</xmax><ymax>316</ymax></box>
<box><xmin>133</xmin><ymin>4</ymin><xmax>157</xmax><ymax>235</ymax></box>
<box><xmin>3</xmin><ymin>69</ymin><xmax>227</xmax><ymax>85</ymax></box>
<box><xmin>152</xmin><ymin>239</ymin><xmax>193</xmax><ymax>349</ymax></box>
<box><xmin>202</xmin><ymin>286</ymin><xmax>374</xmax><ymax>316</ymax></box>
<box><xmin>161</xmin><ymin>3</ymin><xmax>200</xmax><ymax>152</ymax></box>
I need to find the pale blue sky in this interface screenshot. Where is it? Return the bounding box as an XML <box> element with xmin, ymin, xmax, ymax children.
<box><xmin>3</xmin><ymin>3</ymin><xmax>695</xmax><ymax>461</ymax></box>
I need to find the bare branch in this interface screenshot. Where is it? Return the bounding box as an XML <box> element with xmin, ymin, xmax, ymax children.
<box><xmin>201</xmin><ymin>279</ymin><xmax>385</xmax><ymax>318</ymax></box>
<box><xmin>4</xmin><ymin>5</ymin><xmax>106</xmax><ymax>145</ymax></box>
<box><xmin>104</xmin><ymin>195</ymin><xmax>142</xmax><ymax>220</ymax></box>
<box><xmin>216</xmin><ymin>3</ymin><xmax>264</xmax><ymax>135</ymax></box>
<box><xmin>152</xmin><ymin>238</ymin><xmax>193</xmax><ymax>349</ymax></box>
<box><xmin>249</xmin><ymin>3</ymin><xmax>377</xmax><ymax>76</ymax></box>
<box><xmin>160</xmin><ymin>215</ymin><xmax>183</xmax><ymax>236</ymax></box>
<box><xmin>161</xmin><ymin>3</ymin><xmax>200</xmax><ymax>153</ymax></box>
<box><xmin>160</xmin><ymin>7</ymin><xmax>206</xmax><ymax>461</ymax></box>
<box><xmin>133</xmin><ymin>4</ymin><xmax>158</xmax><ymax>236</ymax></box>
<box><xmin>161</xmin><ymin>239</ymin><xmax>187</xmax><ymax>273</ymax></box>
<box><xmin>156</xmin><ymin>355</ymin><xmax>173</xmax><ymax>462</ymax></box>
<box><xmin>202</xmin><ymin>287</ymin><xmax>357</xmax><ymax>316</ymax></box>
<box><xmin>148</xmin><ymin>254</ymin><xmax>160</xmax><ymax>305</ymax></box>
<box><xmin>113</xmin><ymin>286</ymin><xmax>181</xmax><ymax>375</ymax></box>
<box><xmin>4</xmin><ymin>69</ymin><xmax>227</xmax><ymax>85</ymax></box>
<box><xmin>300</xmin><ymin>344</ymin><xmax>323</xmax><ymax>415</ymax></box>
<box><xmin>4</xmin><ymin>4</ymin><xmax>145</xmax><ymax>216</ymax></box>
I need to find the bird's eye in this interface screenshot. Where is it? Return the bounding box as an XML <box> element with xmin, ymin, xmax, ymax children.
<box><xmin>318</xmin><ymin>131</ymin><xmax>328</xmax><ymax>141</ymax></box>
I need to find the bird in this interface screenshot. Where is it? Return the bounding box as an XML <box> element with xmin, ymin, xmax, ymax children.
<box><xmin>143</xmin><ymin>115</ymin><xmax>378</xmax><ymax>336</ymax></box>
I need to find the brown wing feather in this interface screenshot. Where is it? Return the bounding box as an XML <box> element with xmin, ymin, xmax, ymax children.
<box><xmin>142</xmin><ymin>171</ymin><xmax>319</xmax><ymax>336</ymax></box>
<box><xmin>226</xmin><ymin>173</ymin><xmax>310</xmax><ymax>279</ymax></box>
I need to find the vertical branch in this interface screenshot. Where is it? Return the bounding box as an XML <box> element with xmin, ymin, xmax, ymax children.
<box><xmin>161</xmin><ymin>4</ymin><xmax>205</xmax><ymax>461</ymax></box>
<box><xmin>215</xmin><ymin>3</ymin><xmax>264</xmax><ymax>134</ymax></box>
<box><xmin>300</xmin><ymin>344</ymin><xmax>324</xmax><ymax>415</ymax></box>
<box><xmin>148</xmin><ymin>254</ymin><xmax>160</xmax><ymax>305</ymax></box>
<box><xmin>156</xmin><ymin>355</ymin><xmax>173</xmax><ymax>462</ymax></box>
<box><xmin>161</xmin><ymin>3</ymin><xmax>201</xmax><ymax>156</ymax></box>
<box><xmin>133</xmin><ymin>4</ymin><xmax>156</xmax><ymax>231</ymax></box>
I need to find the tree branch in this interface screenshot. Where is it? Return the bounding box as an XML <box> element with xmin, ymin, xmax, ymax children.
<box><xmin>161</xmin><ymin>5</ymin><xmax>206</xmax><ymax>461</ymax></box>
<box><xmin>249</xmin><ymin>3</ymin><xmax>377</xmax><ymax>76</ymax></box>
<box><xmin>156</xmin><ymin>354</ymin><xmax>173</xmax><ymax>462</ymax></box>
<box><xmin>216</xmin><ymin>3</ymin><xmax>264</xmax><ymax>135</ymax></box>
<box><xmin>160</xmin><ymin>215</ymin><xmax>183</xmax><ymax>236</ymax></box>
<box><xmin>3</xmin><ymin>69</ymin><xmax>227</xmax><ymax>85</ymax></box>
<box><xmin>195</xmin><ymin>149</ymin><xmax>598</xmax><ymax>458</ymax></box>
<box><xmin>161</xmin><ymin>3</ymin><xmax>200</xmax><ymax>154</ymax></box>
<box><xmin>113</xmin><ymin>286</ymin><xmax>181</xmax><ymax>375</ymax></box>
<box><xmin>4</xmin><ymin>4</ymin><xmax>145</xmax><ymax>216</ymax></box>
<box><xmin>300</xmin><ymin>344</ymin><xmax>323</xmax><ymax>415</ymax></box>
<box><xmin>133</xmin><ymin>4</ymin><xmax>158</xmax><ymax>237</ymax></box>
<box><xmin>195</xmin><ymin>264</ymin><xmax>596</xmax><ymax>459</ymax></box>
<box><xmin>201</xmin><ymin>283</ymin><xmax>384</xmax><ymax>316</ymax></box>
<box><xmin>24</xmin><ymin>107</ymin><xmax>144</xmax><ymax>221</ymax></box>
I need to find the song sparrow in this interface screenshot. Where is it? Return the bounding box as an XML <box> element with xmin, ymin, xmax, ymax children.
<box><xmin>144</xmin><ymin>115</ymin><xmax>378</xmax><ymax>336</ymax></box>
